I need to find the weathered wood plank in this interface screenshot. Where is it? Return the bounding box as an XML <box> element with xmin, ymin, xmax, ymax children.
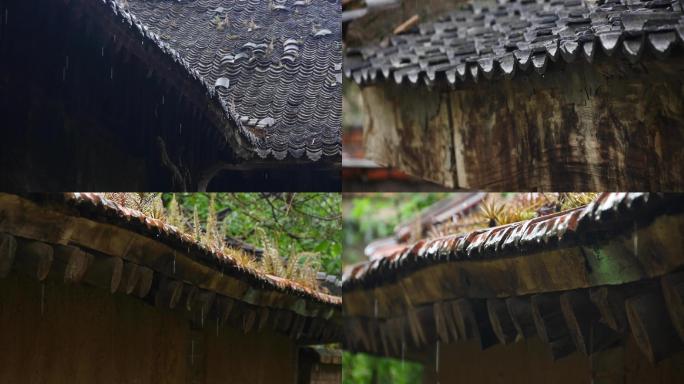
<box><xmin>451</xmin><ymin>299</ymin><xmax>497</xmax><ymax>350</ymax></box>
<box><xmin>15</xmin><ymin>239</ymin><xmax>54</xmax><ymax>281</ymax></box>
<box><xmin>506</xmin><ymin>296</ymin><xmax>537</xmax><ymax>339</ymax></box>
<box><xmin>155</xmin><ymin>277</ymin><xmax>184</xmax><ymax>309</ymax></box>
<box><xmin>343</xmin><ymin>211</ymin><xmax>684</xmax><ymax>319</ymax></box>
<box><xmin>487</xmin><ymin>298</ymin><xmax>517</xmax><ymax>344</ymax></box>
<box><xmin>625</xmin><ymin>292</ymin><xmax>684</xmax><ymax>363</ymax></box>
<box><xmin>136</xmin><ymin>266</ymin><xmax>154</xmax><ymax>298</ymax></box>
<box><xmin>361</xmin><ymin>57</ymin><xmax>684</xmax><ymax>190</ymax></box>
<box><xmin>661</xmin><ymin>271</ymin><xmax>684</xmax><ymax>342</ymax></box>
<box><xmin>589</xmin><ymin>286</ymin><xmax>630</xmax><ymax>332</ymax></box>
<box><xmin>53</xmin><ymin>245</ymin><xmax>91</xmax><ymax>284</ymax></box>
<box><xmin>81</xmin><ymin>253</ymin><xmax>123</xmax><ymax>293</ymax></box>
<box><xmin>531</xmin><ymin>293</ymin><xmax>576</xmax><ymax>359</ymax></box>
<box><xmin>560</xmin><ymin>290</ymin><xmax>620</xmax><ymax>355</ymax></box>
<box><xmin>119</xmin><ymin>261</ymin><xmax>140</xmax><ymax>295</ymax></box>
<box><xmin>0</xmin><ymin>233</ymin><xmax>17</xmax><ymax>278</ymax></box>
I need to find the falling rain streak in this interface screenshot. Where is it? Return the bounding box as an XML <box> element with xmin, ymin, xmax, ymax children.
<box><xmin>40</xmin><ymin>283</ymin><xmax>45</xmax><ymax>317</ymax></box>
<box><xmin>633</xmin><ymin>221</ymin><xmax>638</xmax><ymax>257</ymax></box>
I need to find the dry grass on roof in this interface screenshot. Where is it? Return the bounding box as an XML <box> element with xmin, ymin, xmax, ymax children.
<box><xmin>102</xmin><ymin>193</ymin><xmax>322</xmax><ymax>290</ymax></box>
<box><xmin>426</xmin><ymin>193</ymin><xmax>600</xmax><ymax>240</ymax></box>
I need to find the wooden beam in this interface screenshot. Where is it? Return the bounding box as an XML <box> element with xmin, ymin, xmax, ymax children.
<box><xmin>215</xmin><ymin>295</ymin><xmax>235</xmax><ymax>326</ymax></box>
<box><xmin>406</xmin><ymin>306</ymin><xmax>427</xmax><ymax>348</ymax></box>
<box><xmin>531</xmin><ymin>294</ymin><xmax>576</xmax><ymax>359</ymax></box>
<box><xmin>506</xmin><ymin>296</ymin><xmax>536</xmax><ymax>339</ymax></box>
<box><xmin>487</xmin><ymin>298</ymin><xmax>517</xmax><ymax>345</ymax></box>
<box><xmin>15</xmin><ymin>238</ymin><xmax>54</xmax><ymax>281</ymax></box>
<box><xmin>119</xmin><ymin>261</ymin><xmax>140</xmax><ymax>294</ymax></box>
<box><xmin>661</xmin><ymin>271</ymin><xmax>684</xmax><ymax>342</ymax></box>
<box><xmin>359</xmin><ymin>57</ymin><xmax>684</xmax><ymax>190</ymax></box>
<box><xmin>136</xmin><ymin>266</ymin><xmax>154</xmax><ymax>298</ymax></box>
<box><xmin>53</xmin><ymin>245</ymin><xmax>91</xmax><ymax>284</ymax></box>
<box><xmin>81</xmin><ymin>253</ymin><xmax>123</xmax><ymax>293</ymax></box>
<box><xmin>0</xmin><ymin>233</ymin><xmax>17</xmax><ymax>278</ymax></box>
<box><xmin>560</xmin><ymin>290</ymin><xmax>620</xmax><ymax>355</ymax></box>
<box><xmin>190</xmin><ymin>290</ymin><xmax>216</xmax><ymax>329</ymax></box>
<box><xmin>257</xmin><ymin>307</ymin><xmax>270</xmax><ymax>331</ymax></box>
<box><xmin>433</xmin><ymin>301</ymin><xmax>451</xmax><ymax>343</ymax></box>
<box><xmin>184</xmin><ymin>284</ymin><xmax>200</xmax><ymax>311</ymax></box>
<box><xmin>451</xmin><ymin>299</ymin><xmax>497</xmax><ymax>350</ymax></box>
<box><xmin>625</xmin><ymin>292</ymin><xmax>684</xmax><ymax>363</ymax></box>
<box><xmin>590</xmin><ymin>286</ymin><xmax>630</xmax><ymax>332</ymax></box>
<box><xmin>155</xmin><ymin>277</ymin><xmax>184</xmax><ymax>309</ymax></box>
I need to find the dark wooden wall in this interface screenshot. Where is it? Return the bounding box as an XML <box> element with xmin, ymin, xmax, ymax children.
<box><xmin>423</xmin><ymin>337</ymin><xmax>684</xmax><ymax>384</ymax></box>
<box><xmin>0</xmin><ymin>274</ymin><xmax>298</xmax><ymax>384</ymax></box>
<box><xmin>361</xmin><ymin>55</ymin><xmax>684</xmax><ymax>190</ymax></box>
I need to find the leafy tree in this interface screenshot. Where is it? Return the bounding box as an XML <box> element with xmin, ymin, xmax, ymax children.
<box><xmin>164</xmin><ymin>193</ymin><xmax>342</xmax><ymax>276</ymax></box>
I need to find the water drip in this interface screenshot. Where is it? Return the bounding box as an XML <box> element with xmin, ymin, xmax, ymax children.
<box><xmin>40</xmin><ymin>283</ymin><xmax>45</xmax><ymax>316</ymax></box>
<box><xmin>435</xmin><ymin>340</ymin><xmax>440</xmax><ymax>373</ymax></box>
<box><xmin>401</xmin><ymin>340</ymin><xmax>405</xmax><ymax>369</ymax></box>
<box><xmin>632</xmin><ymin>221</ymin><xmax>638</xmax><ymax>257</ymax></box>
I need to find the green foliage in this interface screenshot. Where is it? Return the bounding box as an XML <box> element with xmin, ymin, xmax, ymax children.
<box><xmin>163</xmin><ymin>193</ymin><xmax>341</xmax><ymax>276</ymax></box>
<box><xmin>343</xmin><ymin>352</ymin><xmax>423</xmax><ymax>384</ymax></box>
<box><xmin>343</xmin><ymin>193</ymin><xmax>449</xmax><ymax>265</ymax></box>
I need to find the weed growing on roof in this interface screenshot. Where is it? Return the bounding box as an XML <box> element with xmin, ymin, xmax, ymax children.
<box><xmin>102</xmin><ymin>193</ymin><xmax>324</xmax><ymax>289</ymax></box>
<box><xmin>426</xmin><ymin>193</ymin><xmax>601</xmax><ymax>240</ymax></box>
<box><xmin>257</xmin><ymin>228</ymin><xmax>320</xmax><ymax>289</ymax></box>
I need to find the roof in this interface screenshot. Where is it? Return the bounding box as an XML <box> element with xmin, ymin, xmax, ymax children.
<box><xmin>343</xmin><ymin>192</ymin><xmax>684</xmax><ymax>292</ymax></box>
<box><xmin>345</xmin><ymin>0</ymin><xmax>684</xmax><ymax>86</ymax></box>
<box><xmin>114</xmin><ymin>0</ymin><xmax>342</xmax><ymax>161</ymax></box>
<box><xmin>342</xmin><ymin>192</ymin><xmax>684</xmax><ymax>362</ymax></box>
<box><xmin>0</xmin><ymin>193</ymin><xmax>341</xmax><ymax>342</ymax></box>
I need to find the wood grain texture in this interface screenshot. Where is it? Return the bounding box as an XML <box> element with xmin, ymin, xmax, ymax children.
<box><xmin>362</xmin><ymin>56</ymin><xmax>684</xmax><ymax>190</ymax></box>
<box><xmin>0</xmin><ymin>274</ymin><xmax>297</xmax><ymax>384</ymax></box>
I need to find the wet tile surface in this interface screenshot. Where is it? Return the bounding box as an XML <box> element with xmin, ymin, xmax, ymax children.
<box><xmin>345</xmin><ymin>0</ymin><xmax>684</xmax><ymax>86</ymax></box>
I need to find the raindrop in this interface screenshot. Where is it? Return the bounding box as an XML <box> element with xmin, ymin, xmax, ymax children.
<box><xmin>173</xmin><ymin>253</ymin><xmax>176</xmax><ymax>273</ymax></box>
<box><xmin>162</xmin><ymin>95</ymin><xmax>165</xmax><ymax>105</ymax></box>
<box><xmin>374</xmin><ymin>299</ymin><xmax>378</xmax><ymax>317</ymax></box>
<box><xmin>101</xmin><ymin>47</ymin><xmax>104</xmax><ymax>57</ymax></box>
<box><xmin>435</xmin><ymin>340</ymin><xmax>440</xmax><ymax>373</ymax></box>
<box><xmin>632</xmin><ymin>221</ymin><xmax>638</xmax><ymax>256</ymax></box>
<box><xmin>179</xmin><ymin>123</ymin><xmax>182</xmax><ymax>134</ymax></box>
<box><xmin>40</xmin><ymin>283</ymin><xmax>45</xmax><ymax>316</ymax></box>
<box><xmin>201</xmin><ymin>306</ymin><xmax>204</xmax><ymax>328</ymax></box>
<box><xmin>110</xmin><ymin>67</ymin><xmax>114</xmax><ymax>80</ymax></box>
<box><xmin>191</xmin><ymin>339</ymin><xmax>194</xmax><ymax>365</ymax></box>
<box><xmin>216</xmin><ymin>315</ymin><xmax>219</xmax><ymax>336</ymax></box>
<box><xmin>401</xmin><ymin>341</ymin><xmax>405</xmax><ymax>369</ymax></box>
